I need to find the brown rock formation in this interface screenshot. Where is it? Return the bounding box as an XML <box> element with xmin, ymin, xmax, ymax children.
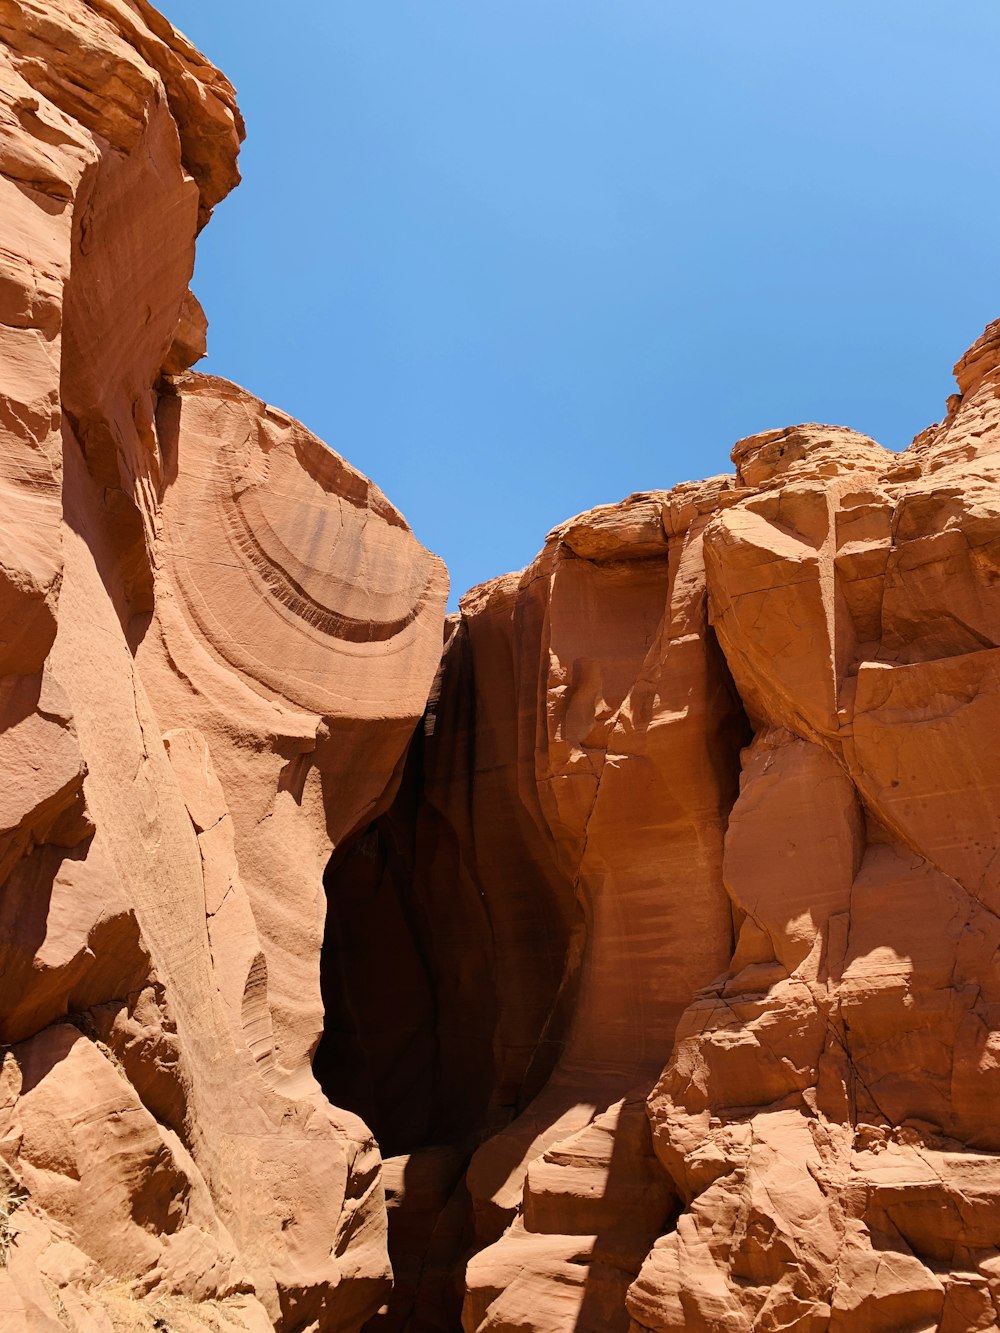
<box><xmin>5</xmin><ymin>5</ymin><xmax>1000</xmax><ymax>1333</ymax></box>
<box><xmin>0</xmin><ymin>2</ymin><xmax>446</xmax><ymax>1327</ymax></box>
<box><xmin>318</xmin><ymin>475</ymin><xmax>747</xmax><ymax>1328</ymax></box>
<box><xmin>324</xmin><ymin>332</ymin><xmax>1000</xmax><ymax>1333</ymax></box>
<box><xmin>628</xmin><ymin>329</ymin><xmax>1000</xmax><ymax>1333</ymax></box>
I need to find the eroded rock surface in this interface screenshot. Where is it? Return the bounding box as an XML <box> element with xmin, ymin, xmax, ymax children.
<box><xmin>5</xmin><ymin>4</ymin><xmax>1000</xmax><ymax>1333</ymax></box>
<box><xmin>627</xmin><ymin>326</ymin><xmax>1000</xmax><ymax>1333</ymax></box>
<box><xmin>323</xmin><ymin>324</ymin><xmax>1000</xmax><ymax>1333</ymax></box>
<box><xmin>0</xmin><ymin>3</ymin><xmax>446</xmax><ymax>1327</ymax></box>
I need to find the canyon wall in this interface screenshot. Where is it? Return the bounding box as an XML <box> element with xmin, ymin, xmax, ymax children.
<box><xmin>4</xmin><ymin>5</ymin><xmax>1000</xmax><ymax>1333</ymax></box>
<box><xmin>325</xmin><ymin>322</ymin><xmax>1000</xmax><ymax>1333</ymax></box>
<box><xmin>0</xmin><ymin>3</ymin><xmax>446</xmax><ymax>1328</ymax></box>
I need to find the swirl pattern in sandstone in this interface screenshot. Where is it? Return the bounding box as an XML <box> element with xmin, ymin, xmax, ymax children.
<box><xmin>0</xmin><ymin>2</ymin><xmax>446</xmax><ymax>1328</ymax></box>
<box><xmin>6</xmin><ymin>2</ymin><xmax>1000</xmax><ymax>1332</ymax></box>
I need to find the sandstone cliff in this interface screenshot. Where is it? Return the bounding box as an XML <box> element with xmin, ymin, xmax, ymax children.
<box><xmin>4</xmin><ymin>5</ymin><xmax>1000</xmax><ymax>1333</ymax></box>
<box><xmin>334</xmin><ymin>334</ymin><xmax>1000</xmax><ymax>1333</ymax></box>
<box><xmin>0</xmin><ymin>3</ymin><xmax>446</xmax><ymax>1327</ymax></box>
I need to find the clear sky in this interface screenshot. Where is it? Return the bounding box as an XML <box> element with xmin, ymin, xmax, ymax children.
<box><xmin>165</xmin><ymin>1</ymin><xmax>999</xmax><ymax>609</ymax></box>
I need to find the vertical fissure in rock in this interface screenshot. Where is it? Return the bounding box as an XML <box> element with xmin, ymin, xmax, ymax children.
<box><xmin>315</xmin><ymin>513</ymin><xmax>755</xmax><ymax>1332</ymax></box>
<box><xmin>8</xmin><ymin>7</ymin><xmax>1000</xmax><ymax>1329</ymax></box>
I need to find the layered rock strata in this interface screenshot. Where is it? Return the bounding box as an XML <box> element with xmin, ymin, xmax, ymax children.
<box><xmin>6</xmin><ymin>4</ymin><xmax>1000</xmax><ymax>1333</ymax></box>
<box><xmin>0</xmin><ymin>3</ymin><xmax>446</xmax><ymax>1328</ymax></box>
<box><xmin>325</xmin><ymin>327</ymin><xmax>1000</xmax><ymax>1333</ymax></box>
<box><xmin>321</xmin><ymin>480</ymin><xmax>749</xmax><ymax>1330</ymax></box>
<box><xmin>629</xmin><ymin>328</ymin><xmax>1000</xmax><ymax>1333</ymax></box>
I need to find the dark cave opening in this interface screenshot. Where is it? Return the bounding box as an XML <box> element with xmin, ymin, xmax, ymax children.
<box><xmin>313</xmin><ymin>712</ymin><xmax>499</xmax><ymax>1160</ymax></box>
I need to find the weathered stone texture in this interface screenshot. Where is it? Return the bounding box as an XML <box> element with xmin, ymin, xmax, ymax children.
<box><xmin>0</xmin><ymin>4</ymin><xmax>445</xmax><ymax>1327</ymax></box>
<box><xmin>5</xmin><ymin>5</ymin><xmax>1000</xmax><ymax>1333</ymax></box>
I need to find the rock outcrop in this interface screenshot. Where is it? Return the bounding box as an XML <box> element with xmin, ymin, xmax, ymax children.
<box><xmin>0</xmin><ymin>3</ymin><xmax>446</xmax><ymax>1328</ymax></box>
<box><xmin>628</xmin><ymin>330</ymin><xmax>1000</xmax><ymax>1333</ymax></box>
<box><xmin>5</xmin><ymin>4</ymin><xmax>1000</xmax><ymax>1333</ymax></box>
<box><xmin>324</xmin><ymin>334</ymin><xmax>1000</xmax><ymax>1333</ymax></box>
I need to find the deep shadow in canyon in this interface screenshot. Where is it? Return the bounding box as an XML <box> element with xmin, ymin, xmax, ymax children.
<box><xmin>315</xmin><ymin>554</ymin><xmax>751</xmax><ymax>1331</ymax></box>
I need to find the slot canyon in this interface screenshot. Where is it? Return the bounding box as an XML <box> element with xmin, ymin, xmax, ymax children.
<box><xmin>3</xmin><ymin>4</ymin><xmax>1000</xmax><ymax>1331</ymax></box>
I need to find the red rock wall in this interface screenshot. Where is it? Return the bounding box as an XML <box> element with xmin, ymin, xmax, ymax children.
<box><xmin>323</xmin><ymin>480</ymin><xmax>751</xmax><ymax>1332</ymax></box>
<box><xmin>327</xmin><ymin>336</ymin><xmax>1000</xmax><ymax>1333</ymax></box>
<box><xmin>629</xmin><ymin>336</ymin><xmax>1000</xmax><ymax>1333</ymax></box>
<box><xmin>5</xmin><ymin>5</ymin><xmax>1000</xmax><ymax>1333</ymax></box>
<box><xmin>0</xmin><ymin>3</ymin><xmax>446</xmax><ymax>1328</ymax></box>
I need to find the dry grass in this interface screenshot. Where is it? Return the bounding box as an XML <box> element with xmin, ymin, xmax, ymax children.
<box><xmin>96</xmin><ymin>1282</ymin><xmax>255</xmax><ymax>1333</ymax></box>
<box><xmin>0</xmin><ymin>1181</ymin><xmax>27</xmax><ymax>1266</ymax></box>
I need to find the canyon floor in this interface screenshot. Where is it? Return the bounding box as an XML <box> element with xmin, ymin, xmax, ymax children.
<box><xmin>3</xmin><ymin>3</ymin><xmax>1000</xmax><ymax>1332</ymax></box>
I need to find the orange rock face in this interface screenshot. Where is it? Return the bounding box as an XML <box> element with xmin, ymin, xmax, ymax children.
<box><xmin>5</xmin><ymin>5</ymin><xmax>1000</xmax><ymax>1333</ymax></box>
<box><xmin>628</xmin><ymin>332</ymin><xmax>1000</xmax><ymax>1333</ymax></box>
<box><xmin>0</xmin><ymin>2</ymin><xmax>445</xmax><ymax>1327</ymax></box>
<box><xmin>324</xmin><ymin>333</ymin><xmax>1000</xmax><ymax>1333</ymax></box>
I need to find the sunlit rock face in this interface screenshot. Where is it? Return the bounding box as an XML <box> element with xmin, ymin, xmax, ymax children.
<box><xmin>327</xmin><ymin>325</ymin><xmax>1000</xmax><ymax>1333</ymax></box>
<box><xmin>6</xmin><ymin>5</ymin><xmax>1000</xmax><ymax>1333</ymax></box>
<box><xmin>626</xmin><ymin>326</ymin><xmax>1000</xmax><ymax>1333</ymax></box>
<box><xmin>0</xmin><ymin>2</ymin><xmax>446</xmax><ymax>1326</ymax></box>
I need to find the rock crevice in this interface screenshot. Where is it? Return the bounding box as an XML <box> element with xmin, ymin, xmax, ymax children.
<box><xmin>3</xmin><ymin>6</ymin><xmax>1000</xmax><ymax>1333</ymax></box>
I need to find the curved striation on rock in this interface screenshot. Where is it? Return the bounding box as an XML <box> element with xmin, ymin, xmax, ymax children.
<box><xmin>157</xmin><ymin>375</ymin><xmax>444</xmax><ymax>702</ymax></box>
<box><xmin>6</xmin><ymin>3</ymin><xmax>1000</xmax><ymax>1332</ymax></box>
<box><xmin>0</xmin><ymin>2</ymin><xmax>446</xmax><ymax>1328</ymax></box>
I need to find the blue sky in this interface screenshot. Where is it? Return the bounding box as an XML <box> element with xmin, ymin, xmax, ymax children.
<box><xmin>166</xmin><ymin>1</ymin><xmax>999</xmax><ymax>608</ymax></box>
